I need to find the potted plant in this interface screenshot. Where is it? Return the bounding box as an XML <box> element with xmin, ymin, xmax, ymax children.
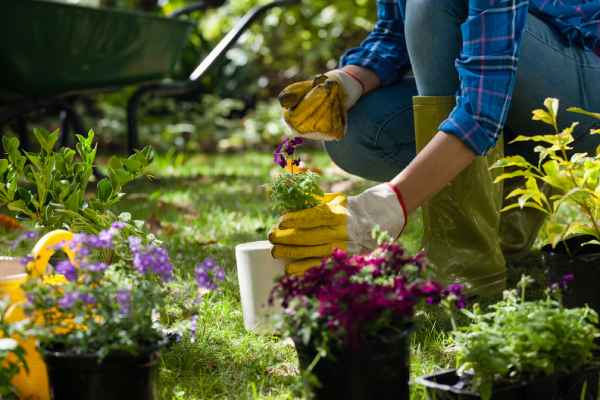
<box><xmin>417</xmin><ymin>275</ymin><xmax>600</xmax><ymax>400</ymax></box>
<box><xmin>269</xmin><ymin>231</ymin><xmax>465</xmax><ymax>400</ymax></box>
<box><xmin>490</xmin><ymin>99</ymin><xmax>600</xmax><ymax>314</ymax></box>
<box><xmin>21</xmin><ymin>220</ymin><xmax>224</xmax><ymax>399</ymax></box>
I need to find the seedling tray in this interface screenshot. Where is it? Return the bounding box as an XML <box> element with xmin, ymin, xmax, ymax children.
<box><xmin>416</xmin><ymin>369</ymin><xmax>599</xmax><ymax>400</ymax></box>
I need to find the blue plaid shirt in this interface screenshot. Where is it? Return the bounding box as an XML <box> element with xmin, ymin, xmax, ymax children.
<box><xmin>341</xmin><ymin>0</ymin><xmax>600</xmax><ymax>155</ymax></box>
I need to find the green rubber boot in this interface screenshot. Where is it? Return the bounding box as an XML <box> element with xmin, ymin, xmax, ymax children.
<box><xmin>413</xmin><ymin>96</ymin><xmax>506</xmax><ymax>296</ymax></box>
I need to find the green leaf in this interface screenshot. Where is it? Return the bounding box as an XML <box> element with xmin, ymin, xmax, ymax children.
<box><xmin>567</xmin><ymin>107</ymin><xmax>600</xmax><ymax>121</ymax></box>
<box><xmin>493</xmin><ymin>170</ymin><xmax>529</xmax><ymax>184</ymax></box>
<box><xmin>7</xmin><ymin>200</ymin><xmax>35</xmax><ymax>218</ymax></box>
<box><xmin>33</xmin><ymin>128</ymin><xmax>60</xmax><ymax>153</ymax></box>
<box><xmin>96</xmin><ymin>178</ymin><xmax>113</xmax><ymax>203</ymax></box>
<box><xmin>489</xmin><ymin>155</ymin><xmax>532</xmax><ymax>169</ymax></box>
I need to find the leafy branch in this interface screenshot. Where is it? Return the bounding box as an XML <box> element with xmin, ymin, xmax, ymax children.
<box><xmin>0</xmin><ymin>129</ymin><xmax>153</xmax><ymax>233</ymax></box>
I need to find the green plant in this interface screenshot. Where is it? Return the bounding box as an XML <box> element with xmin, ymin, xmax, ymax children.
<box><xmin>491</xmin><ymin>98</ymin><xmax>600</xmax><ymax>248</ymax></box>
<box><xmin>270</xmin><ymin>137</ymin><xmax>323</xmax><ymax>213</ymax></box>
<box><xmin>449</xmin><ymin>275</ymin><xmax>599</xmax><ymax>400</ymax></box>
<box><xmin>0</xmin><ymin>298</ymin><xmax>33</xmax><ymax>400</ymax></box>
<box><xmin>270</xmin><ymin>171</ymin><xmax>323</xmax><ymax>213</ymax></box>
<box><xmin>0</xmin><ymin>129</ymin><xmax>153</xmax><ymax>233</ymax></box>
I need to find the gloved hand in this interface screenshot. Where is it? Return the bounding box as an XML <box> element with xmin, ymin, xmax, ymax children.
<box><xmin>269</xmin><ymin>183</ymin><xmax>407</xmax><ymax>275</ymax></box>
<box><xmin>278</xmin><ymin>69</ymin><xmax>363</xmax><ymax>141</ymax></box>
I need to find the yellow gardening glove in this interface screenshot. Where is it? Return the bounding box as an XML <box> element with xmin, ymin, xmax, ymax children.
<box><xmin>269</xmin><ymin>184</ymin><xmax>408</xmax><ymax>276</ymax></box>
<box><xmin>278</xmin><ymin>70</ymin><xmax>363</xmax><ymax>141</ymax></box>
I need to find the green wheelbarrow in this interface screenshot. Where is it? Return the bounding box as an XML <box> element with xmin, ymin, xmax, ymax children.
<box><xmin>0</xmin><ymin>0</ymin><xmax>300</xmax><ymax>153</ymax></box>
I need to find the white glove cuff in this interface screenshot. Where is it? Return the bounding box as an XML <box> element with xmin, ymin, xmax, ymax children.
<box><xmin>347</xmin><ymin>183</ymin><xmax>408</xmax><ymax>251</ymax></box>
<box><xmin>324</xmin><ymin>70</ymin><xmax>363</xmax><ymax>110</ymax></box>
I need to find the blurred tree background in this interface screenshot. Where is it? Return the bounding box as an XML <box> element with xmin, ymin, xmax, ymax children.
<box><xmin>66</xmin><ymin>0</ymin><xmax>376</xmax><ymax>153</ymax></box>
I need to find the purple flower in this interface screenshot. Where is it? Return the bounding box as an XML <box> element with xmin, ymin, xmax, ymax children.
<box><xmin>81</xmin><ymin>262</ymin><xmax>108</xmax><ymax>273</ymax></box>
<box><xmin>442</xmin><ymin>283</ymin><xmax>467</xmax><ymax>310</ymax></box>
<box><xmin>111</xmin><ymin>222</ymin><xmax>126</xmax><ymax>230</ymax></box>
<box><xmin>79</xmin><ymin>293</ymin><xmax>96</xmax><ymax>305</ymax></box>
<box><xmin>128</xmin><ymin>236</ymin><xmax>142</xmax><ymax>252</ymax></box>
<box><xmin>195</xmin><ymin>258</ymin><xmax>224</xmax><ymax>290</ymax></box>
<box><xmin>131</xmin><ymin>244</ymin><xmax>173</xmax><ymax>281</ymax></box>
<box><xmin>560</xmin><ymin>273</ymin><xmax>575</xmax><ymax>289</ymax></box>
<box><xmin>202</xmin><ymin>258</ymin><xmax>217</xmax><ymax>270</ymax></box>
<box><xmin>20</xmin><ymin>255</ymin><xmax>33</xmax><ymax>266</ymax></box>
<box><xmin>58</xmin><ymin>292</ymin><xmax>79</xmax><ymax>309</ymax></box>
<box><xmin>445</xmin><ymin>283</ymin><xmax>464</xmax><ymax>296</ymax></box>
<box><xmin>116</xmin><ymin>289</ymin><xmax>131</xmax><ymax>316</ymax></box>
<box><xmin>420</xmin><ymin>280</ymin><xmax>443</xmax><ymax>305</ymax></box>
<box><xmin>273</xmin><ymin>137</ymin><xmax>304</xmax><ymax>168</ymax></box>
<box><xmin>56</xmin><ymin>260</ymin><xmax>77</xmax><ymax>282</ymax></box>
<box><xmin>11</xmin><ymin>231</ymin><xmax>39</xmax><ymax>250</ymax></box>
<box><xmin>274</xmin><ymin>150</ymin><xmax>287</xmax><ymax>168</ymax></box>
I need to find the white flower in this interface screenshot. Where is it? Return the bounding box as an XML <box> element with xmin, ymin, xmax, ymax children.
<box><xmin>0</xmin><ymin>338</ymin><xmax>18</xmax><ymax>351</ymax></box>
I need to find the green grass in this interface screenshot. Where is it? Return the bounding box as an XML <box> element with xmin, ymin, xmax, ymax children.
<box><xmin>111</xmin><ymin>150</ymin><xmax>452</xmax><ymax>399</ymax></box>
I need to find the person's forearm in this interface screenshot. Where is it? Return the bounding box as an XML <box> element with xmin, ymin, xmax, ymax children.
<box><xmin>390</xmin><ymin>131</ymin><xmax>476</xmax><ymax>214</ymax></box>
<box><xmin>341</xmin><ymin>65</ymin><xmax>381</xmax><ymax>94</ymax></box>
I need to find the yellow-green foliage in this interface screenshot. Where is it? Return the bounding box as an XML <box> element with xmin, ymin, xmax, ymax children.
<box><xmin>491</xmin><ymin>98</ymin><xmax>600</xmax><ymax>248</ymax></box>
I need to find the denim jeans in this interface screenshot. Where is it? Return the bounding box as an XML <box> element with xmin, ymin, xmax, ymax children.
<box><xmin>325</xmin><ymin>0</ymin><xmax>600</xmax><ymax>182</ymax></box>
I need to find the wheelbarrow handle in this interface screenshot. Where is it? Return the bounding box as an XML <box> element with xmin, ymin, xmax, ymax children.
<box><xmin>169</xmin><ymin>0</ymin><xmax>226</xmax><ymax>18</ymax></box>
<box><xmin>189</xmin><ymin>0</ymin><xmax>301</xmax><ymax>81</ymax></box>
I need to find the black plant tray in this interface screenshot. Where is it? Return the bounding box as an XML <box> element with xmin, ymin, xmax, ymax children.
<box><xmin>416</xmin><ymin>368</ymin><xmax>599</xmax><ymax>400</ymax></box>
<box><xmin>542</xmin><ymin>235</ymin><xmax>600</xmax><ymax>314</ymax></box>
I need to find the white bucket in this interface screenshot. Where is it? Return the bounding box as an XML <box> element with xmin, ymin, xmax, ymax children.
<box><xmin>235</xmin><ymin>241</ymin><xmax>284</xmax><ymax>333</ymax></box>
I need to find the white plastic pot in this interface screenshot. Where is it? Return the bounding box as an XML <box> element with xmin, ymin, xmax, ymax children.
<box><xmin>235</xmin><ymin>241</ymin><xmax>285</xmax><ymax>333</ymax></box>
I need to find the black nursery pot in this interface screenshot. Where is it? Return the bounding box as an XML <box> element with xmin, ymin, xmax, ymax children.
<box><xmin>294</xmin><ymin>328</ymin><xmax>411</xmax><ymax>400</ymax></box>
<box><xmin>416</xmin><ymin>368</ymin><xmax>600</xmax><ymax>400</ymax></box>
<box><xmin>542</xmin><ymin>235</ymin><xmax>600</xmax><ymax>313</ymax></box>
<box><xmin>43</xmin><ymin>346</ymin><xmax>162</xmax><ymax>400</ymax></box>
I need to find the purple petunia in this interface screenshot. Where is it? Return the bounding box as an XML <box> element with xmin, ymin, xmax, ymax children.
<box><xmin>55</xmin><ymin>260</ymin><xmax>77</xmax><ymax>282</ymax></box>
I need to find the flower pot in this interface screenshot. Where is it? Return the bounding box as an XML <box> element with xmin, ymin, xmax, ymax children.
<box><xmin>293</xmin><ymin>328</ymin><xmax>411</xmax><ymax>400</ymax></box>
<box><xmin>43</xmin><ymin>346</ymin><xmax>161</xmax><ymax>400</ymax></box>
<box><xmin>542</xmin><ymin>235</ymin><xmax>600</xmax><ymax>314</ymax></box>
<box><xmin>235</xmin><ymin>241</ymin><xmax>284</xmax><ymax>333</ymax></box>
<box><xmin>0</xmin><ymin>256</ymin><xmax>50</xmax><ymax>400</ymax></box>
<box><xmin>416</xmin><ymin>368</ymin><xmax>599</xmax><ymax>400</ymax></box>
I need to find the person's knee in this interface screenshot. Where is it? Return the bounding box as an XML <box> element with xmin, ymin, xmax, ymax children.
<box><xmin>324</xmin><ymin>105</ymin><xmax>379</xmax><ymax>178</ymax></box>
<box><xmin>324</xmin><ymin>82</ymin><xmax>418</xmax><ymax>182</ymax></box>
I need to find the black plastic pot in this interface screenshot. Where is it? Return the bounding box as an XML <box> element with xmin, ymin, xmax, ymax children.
<box><xmin>542</xmin><ymin>235</ymin><xmax>600</xmax><ymax>313</ymax></box>
<box><xmin>294</xmin><ymin>327</ymin><xmax>411</xmax><ymax>400</ymax></box>
<box><xmin>43</xmin><ymin>345</ymin><xmax>162</xmax><ymax>400</ymax></box>
<box><xmin>416</xmin><ymin>368</ymin><xmax>599</xmax><ymax>400</ymax></box>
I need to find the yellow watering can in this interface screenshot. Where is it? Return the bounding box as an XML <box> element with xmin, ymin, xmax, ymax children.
<box><xmin>1</xmin><ymin>230</ymin><xmax>75</xmax><ymax>400</ymax></box>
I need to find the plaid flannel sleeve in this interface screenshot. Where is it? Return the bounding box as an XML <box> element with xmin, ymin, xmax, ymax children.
<box><xmin>340</xmin><ymin>0</ymin><xmax>409</xmax><ymax>86</ymax></box>
<box><xmin>439</xmin><ymin>0</ymin><xmax>529</xmax><ymax>155</ymax></box>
